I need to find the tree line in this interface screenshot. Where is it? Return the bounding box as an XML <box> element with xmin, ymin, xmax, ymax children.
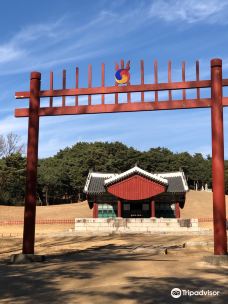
<box><xmin>1</xmin><ymin>136</ymin><xmax>228</xmax><ymax>206</ymax></box>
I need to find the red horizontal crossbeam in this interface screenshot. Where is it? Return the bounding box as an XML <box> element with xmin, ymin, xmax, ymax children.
<box><xmin>15</xmin><ymin>98</ymin><xmax>212</xmax><ymax>117</ymax></box>
<box><xmin>222</xmin><ymin>97</ymin><xmax>228</xmax><ymax>106</ymax></box>
<box><xmin>15</xmin><ymin>79</ymin><xmax>212</xmax><ymax>99</ymax></box>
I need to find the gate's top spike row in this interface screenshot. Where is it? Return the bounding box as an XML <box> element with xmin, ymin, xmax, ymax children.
<box><xmin>14</xmin><ymin>58</ymin><xmax>228</xmax><ymax>119</ymax></box>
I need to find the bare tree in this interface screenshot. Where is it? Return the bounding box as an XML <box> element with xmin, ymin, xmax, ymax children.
<box><xmin>0</xmin><ymin>132</ymin><xmax>24</xmax><ymax>158</ymax></box>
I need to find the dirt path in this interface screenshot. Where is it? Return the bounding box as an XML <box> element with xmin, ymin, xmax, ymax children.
<box><xmin>0</xmin><ymin>191</ymin><xmax>227</xmax><ymax>303</ymax></box>
<box><xmin>0</xmin><ymin>234</ymin><xmax>227</xmax><ymax>304</ymax></box>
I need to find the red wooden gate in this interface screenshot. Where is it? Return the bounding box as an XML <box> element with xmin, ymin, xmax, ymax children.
<box><xmin>15</xmin><ymin>58</ymin><xmax>228</xmax><ymax>255</ymax></box>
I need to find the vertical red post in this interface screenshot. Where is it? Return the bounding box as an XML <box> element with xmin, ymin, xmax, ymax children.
<box><xmin>22</xmin><ymin>71</ymin><xmax>41</xmax><ymax>254</ymax></box>
<box><xmin>75</xmin><ymin>67</ymin><xmax>79</xmax><ymax>106</ymax></box>
<box><xmin>93</xmin><ymin>204</ymin><xmax>97</xmax><ymax>218</ymax></box>
<box><xmin>49</xmin><ymin>71</ymin><xmax>53</xmax><ymax>107</ymax></box>
<box><xmin>151</xmin><ymin>200</ymin><xmax>155</xmax><ymax>217</ymax></box>
<box><xmin>154</xmin><ymin>60</ymin><xmax>158</xmax><ymax>103</ymax></box>
<box><xmin>115</xmin><ymin>63</ymin><xmax>119</xmax><ymax>104</ymax></box>
<box><xmin>182</xmin><ymin>61</ymin><xmax>186</xmax><ymax>100</ymax></box>
<box><xmin>62</xmin><ymin>69</ymin><xmax>66</xmax><ymax>106</ymax></box>
<box><xmin>93</xmin><ymin>196</ymin><xmax>98</xmax><ymax>218</ymax></box>
<box><xmin>196</xmin><ymin>60</ymin><xmax>200</xmax><ymax>99</ymax></box>
<box><xmin>211</xmin><ymin>58</ymin><xmax>227</xmax><ymax>255</ymax></box>
<box><xmin>140</xmin><ymin>60</ymin><xmax>144</xmax><ymax>102</ymax></box>
<box><xmin>117</xmin><ymin>200</ymin><xmax>122</xmax><ymax>217</ymax></box>
<box><xmin>88</xmin><ymin>64</ymin><xmax>92</xmax><ymax>105</ymax></box>
<box><xmin>168</xmin><ymin>60</ymin><xmax>172</xmax><ymax>101</ymax></box>
<box><xmin>175</xmin><ymin>202</ymin><xmax>180</xmax><ymax>218</ymax></box>
<box><xmin>101</xmin><ymin>63</ymin><xmax>105</xmax><ymax>105</ymax></box>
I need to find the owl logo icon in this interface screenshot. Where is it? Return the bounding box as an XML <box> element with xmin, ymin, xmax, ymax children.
<box><xmin>171</xmin><ymin>288</ymin><xmax>182</xmax><ymax>298</ymax></box>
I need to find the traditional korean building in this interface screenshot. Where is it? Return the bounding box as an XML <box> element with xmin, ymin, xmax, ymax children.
<box><xmin>84</xmin><ymin>166</ymin><xmax>189</xmax><ymax>219</ymax></box>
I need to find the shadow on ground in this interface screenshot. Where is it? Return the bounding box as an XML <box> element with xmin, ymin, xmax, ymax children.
<box><xmin>0</xmin><ymin>241</ymin><xmax>227</xmax><ymax>304</ymax></box>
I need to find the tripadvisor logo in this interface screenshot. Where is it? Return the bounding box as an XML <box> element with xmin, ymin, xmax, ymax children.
<box><xmin>171</xmin><ymin>288</ymin><xmax>182</xmax><ymax>298</ymax></box>
<box><xmin>171</xmin><ymin>288</ymin><xmax>220</xmax><ymax>298</ymax></box>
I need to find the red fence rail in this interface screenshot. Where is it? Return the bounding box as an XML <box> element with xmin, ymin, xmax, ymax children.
<box><xmin>0</xmin><ymin>219</ymin><xmax>75</xmax><ymax>225</ymax></box>
<box><xmin>0</xmin><ymin>218</ymin><xmax>227</xmax><ymax>225</ymax></box>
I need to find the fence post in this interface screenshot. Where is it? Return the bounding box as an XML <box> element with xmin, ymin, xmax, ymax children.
<box><xmin>22</xmin><ymin>72</ymin><xmax>41</xmax><ymax>254</ymax></box>
<box><xmin>211</xmin><ymin>58</ymin><xmax>227</xmax><ymax>255</ymax></box>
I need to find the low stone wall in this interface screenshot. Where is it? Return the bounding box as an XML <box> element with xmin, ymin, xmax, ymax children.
<box><xmin>74</xmin><ymin>218</ymin><xmax>200</xmax><ymax>234</ymax></box>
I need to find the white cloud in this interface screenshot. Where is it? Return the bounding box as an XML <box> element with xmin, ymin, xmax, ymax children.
<box><xmin>0</xmin><ymin>19</ymin><xmax>66</xmax><ymax>65</ymax></box>
<box><xmin>0</xmin><ymin>1</ymin><xmax>226</xmax><ymax>75</ymax></box>
<box><xmin>0</xmin><ymin>45</ymin><xmax>25</xmax><ymax>63</ymax></box>
<box><xmin>0</xmin><ymin>115</ymin><xmax>28</xmax><ymax>134</ymax></box>
<box><xmin>13</xmin><ymin>19</ymin><xmax>65</xmax><ymax>43</ymax></box>
<box><xmin>149</xmin><ymin>0</ymin><xmax>228</xmax><ymax>24</ymax></box>
<box><xmin>0</xmin><ymin>8</ymin><xmax>151</xmax><ymax>75</ymax></box>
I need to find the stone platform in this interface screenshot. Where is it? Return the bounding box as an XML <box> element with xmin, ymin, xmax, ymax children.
<box><xmin>75</xmin><ymin>218</ymin><xmax>201</xmax><ymax>234</ymax></box>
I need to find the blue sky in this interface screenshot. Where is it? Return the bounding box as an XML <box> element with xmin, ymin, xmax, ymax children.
<box><xmin>1</xmin><ymin>0</ymin><xmax>228</xmax><ymax>158</ymax></box>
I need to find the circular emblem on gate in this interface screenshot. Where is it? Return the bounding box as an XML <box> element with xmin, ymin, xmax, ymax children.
<box><xmin>115</xmin><ymin>69</ymin><xmax>130</xmax><ymax>84</ymax></box>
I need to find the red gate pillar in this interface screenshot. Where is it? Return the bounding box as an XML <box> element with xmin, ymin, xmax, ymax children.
<box><xmin>22</xmin><ymin>72</ymin><xmax>41</xmax><ymax>254</ymax></box>
<box><xmin>211</xmin><ymin>58</ymin><xmax>227</xmax><ymax>255</ymax></box>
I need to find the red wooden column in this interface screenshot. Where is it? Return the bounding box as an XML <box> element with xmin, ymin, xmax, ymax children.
<box><xmin>211</xmin><ymin>58</ymin><xmax>227</xmax><ymax>255</ymax></box>
<box><xmin>93</xmin><ymin>196</ymin><xmax>98</xmax><ymax>218</ymax></box>
<box><xmin>175</xmin><ymin>202</ymin><xmax>180</xmax><ymax>218</ymax></box>
<box><xmin>117</xmin><ymin>200</ymin><xmax>122</xmax><ymax>217</ymax></box>
<box><xmin>151</xmin><ymin>200</ymin><xmax>155</xmax><ymax>217</ymax></box>
<box><xmin>22</xmin><ymin>72</ymin><xmax>41</xmax><ymax>254</ymax></box>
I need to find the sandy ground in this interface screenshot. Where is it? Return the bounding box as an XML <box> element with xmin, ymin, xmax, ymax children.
<box><xmin>0</xmin><ymin>200</ymin><xmax>92</xmax><ymax>221</ymax></box>
<box><xmin>182</xmin><ymin>190</ymin><xmax>228</xmax><ymax>228</ymax></box>
<box><xmin>0</xmin><ymin>234</ymin><xmax>227</xmax><ymax>304</ymax></box>
<box><xmin>0</xmin><ymin>191</ymin><xmax>227</xmax><ymax>303</ymax></box>
<box><xmin>0</xmin><ymin>200</ymin><xmax>91</xmax><ymax>236</ymax></box>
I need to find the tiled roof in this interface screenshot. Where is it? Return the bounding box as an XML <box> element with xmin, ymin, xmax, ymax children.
<box><xmin>159</xmin><ymin>171</ymin><xmax>189</xmax><ymax>192</ymax></box>
<box><xmin>104</xmin><ymin>166</ymin><xmax>168</xmax><ymax>186</ymax></box>
<box><xmin>84</xmin><ymin>167</ymin><xmax>188</xmax><ymax>195</ymax></box>
<box><xmin>84</xmin><ymin>172</ymin><xmax>117</xmax><ymax>194</ymax></box>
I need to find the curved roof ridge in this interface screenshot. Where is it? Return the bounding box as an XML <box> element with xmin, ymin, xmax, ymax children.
<box><xmin>158</xmin><ymin>171</ymin><xmax>183</xmax><ymax>177</ymax></box>
<box><xmin>104</xmin><ymin>165</ymin><xmax>168</xmax><ymax>186</ymax></box>
<box><xmin>91</xmin><ymin>172</ymin><xmax>117</xmax><ymax>178</ymax></box>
